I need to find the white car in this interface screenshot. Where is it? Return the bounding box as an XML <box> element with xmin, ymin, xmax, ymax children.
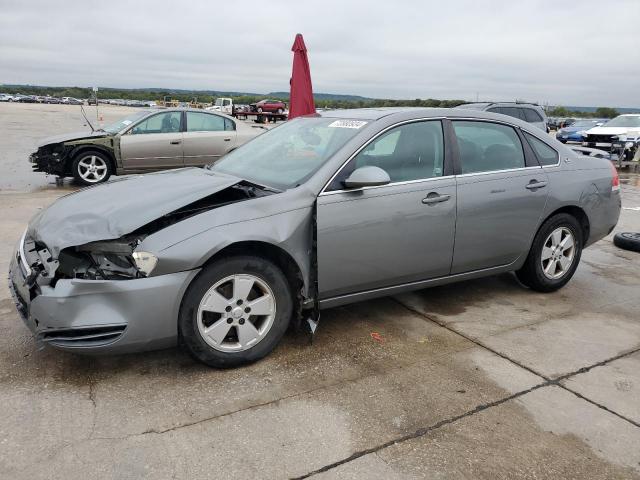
<box><xmin>0</xmin><ymin>93</ymin><xmax>15</xmax><ymax>102</ymax></box>
<box><xmin>582</xmin><ymin>114</ymin><xmax>640</xmax><ymax>160</ymax></box>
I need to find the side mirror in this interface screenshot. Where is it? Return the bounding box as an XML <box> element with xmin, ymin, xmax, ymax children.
<box><xmin>343</xmin><ymin>166</ymin><xmax>391</xmax><ymax>189</ymax></box>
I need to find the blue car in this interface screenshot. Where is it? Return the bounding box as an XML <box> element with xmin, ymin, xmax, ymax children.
<box><xmin>556</xmin><ymin>119</ymin><xmax>605</xmax><ymax>143</ymax></box>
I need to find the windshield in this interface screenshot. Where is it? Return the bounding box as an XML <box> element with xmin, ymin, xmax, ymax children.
<box><xmin>214</xmin><ymin>98</ymin><xmax>224</xmax><ymax>106</ymax></box>
<box><xmin>102</xmin><ymin>111</ymin><xmax>150</xmax><ymax>133</ymax></box>
<box><xmin>603</xmin><ymin>116</ymin><xmax>640</xmax><ymax>128</ymax></box>
<box><xmin>210</xmin><ymin>117</ymin><xmax>366</xmax><ymax>189</ymax></box>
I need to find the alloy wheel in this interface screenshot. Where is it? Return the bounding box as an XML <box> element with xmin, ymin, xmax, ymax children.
<box><xmin>77</xmin><ymin>155</ymin><xmax>108</xmax><ymax>183</ymax></box>
<box><xmin>197</xmin><ymin>274</ymin><xmax>276</xmax><ymax>352</ymax></box>
<box><xmin>541</xmin><ymin>227</ymin><xmax>575</xmax><ymax>279</ymax></box>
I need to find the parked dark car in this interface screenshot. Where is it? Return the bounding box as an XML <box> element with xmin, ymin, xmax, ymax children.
<box><xmin>17</xmin><ymin>95</ymin><xmax>38</xmax><ymax>103</ymax></box>
<box><xmin>250</xmin><ymin>99</ymin><xmax>287</xmax><ymax>114</ymax></box>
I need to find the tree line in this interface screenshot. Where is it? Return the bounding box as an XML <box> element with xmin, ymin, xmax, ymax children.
<box><xmin>1</xmin><ymin>85</ymin><xmax>621</xmax><ymax>117</ymax></box>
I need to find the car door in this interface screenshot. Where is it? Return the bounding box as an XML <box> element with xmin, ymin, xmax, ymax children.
<box><xmin>182</xmin><ymin>111</ymin><xmax>237</xmax><ymax>167</ymax></box>
<box><xmin>317</xmin><ymin>119</ymin><xmax>457</xmax><ymax>299</ymax></box>
<box><xmin>451</xmin><ymin>120</ymin><xmax>549</xmax><ymax>274</ymax></box>
<box><xmin>119</xmin><ymin>111</ymin><xmax>184</xmax><ymax>170</ymax></box>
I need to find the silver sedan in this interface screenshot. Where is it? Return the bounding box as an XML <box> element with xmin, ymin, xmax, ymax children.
<box><xmin>29</xmin><ymin>108</ymin><xmax>264</xmax><ymax>185</ymax></box>
<box><xmin>9</xmin><ymin>108</ymin><xmax>621</xmax><ymax>367</ymax></box>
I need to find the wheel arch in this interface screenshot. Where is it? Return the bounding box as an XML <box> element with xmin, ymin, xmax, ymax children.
<box><xmin>196</xmin><ymin>240</ymin><xmax>307</xmax><ymax>321</ymax></box>
<box><xmin>540</xmin><ymin>205</ymin><xmax>590</xmax><ymax>245</ymax></box>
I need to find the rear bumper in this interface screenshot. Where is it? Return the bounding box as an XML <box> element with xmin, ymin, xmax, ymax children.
<box><xmin>8</xmin><ymin>253</ymin><xmax>200</xmax><ymax>354</ymax></box>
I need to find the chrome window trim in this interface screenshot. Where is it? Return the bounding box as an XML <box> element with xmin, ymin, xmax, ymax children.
<box><xmin>319</xmin><ymin>117</ymin><xmax>447</xmax><ymax>196</ymax></box>
<box><xmin>319</xmin><ymin>115</ymin><xmax>553</xmax><ymax>196</ymax></box>
<box><xmin>19</xmin><ymin>229</ymin><xmax>31</xmax><ymax>276</ymax></box>
<box><xmin>456</xmin><ymin>166</ymin><xmax>542</xmax><ymax>179</ymax></box>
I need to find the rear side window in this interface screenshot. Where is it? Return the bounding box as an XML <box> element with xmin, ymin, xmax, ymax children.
<box><xmin>453</xmin><ymin>121</ymin><xmax>525</xmax><ymax>174</ymax></box>
<box><xmin>525</xmin><ymin>133</ymin><xmax>558</xmax><ymax>166</ymax></box>
<box><xmin>186</xmin><ymin>112</ymin><xmax>225</xmax><ymax>132</ymax></box>
<box><xmin>224</xmin><ymin>118</ymin><xmax>236</xmax><ymax>131</ymax></box>
<box><xmin>523</xmin><ymin>108</ymin><xmax>543</xmax><ymax>123</ymax></box>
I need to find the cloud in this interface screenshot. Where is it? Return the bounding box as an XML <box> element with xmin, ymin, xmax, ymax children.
<box><xmin>0</xmin><ymin>0</ymin><xmax>638</xmax><ymax>106</ymax></box>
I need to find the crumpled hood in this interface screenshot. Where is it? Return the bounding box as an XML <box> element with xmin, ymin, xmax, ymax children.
<box><xmin>37</xmin><ymin>130</ymin><xmax>110</xmax><ymax>148</ymax></box>
<box><xmin>28</xmin><ymin>168</ymin><xmax>241</xmax><ymax>257</ymax></box>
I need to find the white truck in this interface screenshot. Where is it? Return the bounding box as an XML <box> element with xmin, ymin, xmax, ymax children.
<box><xmin>206</xmin><ymin>97</ymin><xmax>234</xmax><ymax>114</ymax></box>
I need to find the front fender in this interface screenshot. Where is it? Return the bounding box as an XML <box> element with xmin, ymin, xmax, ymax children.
<box><xmin>142</xmin><ymin>206</ymin><xmax>314</xmax><ymax>295</ymax></box>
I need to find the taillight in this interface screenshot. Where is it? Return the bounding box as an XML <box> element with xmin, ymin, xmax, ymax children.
<box><xmin>610</xmin><ymin>162</ymin><xmax>620</xmax><ymax>192</ymax></box>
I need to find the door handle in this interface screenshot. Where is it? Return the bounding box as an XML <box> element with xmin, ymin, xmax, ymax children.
<box><xmin>422</xmin><ymin>193</ymin><xmax>451</xmax><ymax>205</ymax></box>
<box><xmin>223</xmin><ymin>138</ymin><xmax>231</xmax><ymax>142</ymax></box>
<box><xmin>526</xmin><ymin>180</ymin><xmax>547</xmax><ymax>190</ymax></box>
<box><xmin>170</xmin><ymin>140</ymin><xmax>182</xmax><ymax>145</ymax></box>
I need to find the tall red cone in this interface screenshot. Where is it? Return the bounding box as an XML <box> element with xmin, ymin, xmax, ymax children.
<box><xmin>288</xmin><ymin>33</ymin><xmax>315</xmax><ymax>119</ymax></box>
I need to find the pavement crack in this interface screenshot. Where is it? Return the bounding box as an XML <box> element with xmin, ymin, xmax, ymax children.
<box><xmin>394</xmin><ymin>297</ymin><xmax>640</xmax><ymax>429</ymax></box>
<box><xmin>290</xmin><ymin>380</ymin><xmax>549</xmax><ymax>479</ymax></box>
<box><xmin>87</xmin><ymin>375</ymin><xmax>97</xmax><ymax>440</ymax></box>
<box><xmin>393</xmin><ymin>298</ymin><xmax>551</xmax><ymax>381</ymax></box>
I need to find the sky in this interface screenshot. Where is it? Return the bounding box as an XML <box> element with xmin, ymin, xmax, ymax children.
<box><xmin>1</xmin><ymin>0</ymin><xmax>639</xmax><ymax>107</ymax></box>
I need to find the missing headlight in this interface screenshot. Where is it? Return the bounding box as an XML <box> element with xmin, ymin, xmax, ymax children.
<box><xmin>57</xmin><ymin>236</ymin><xmax>149</xmax><ymax>280</ymax></box>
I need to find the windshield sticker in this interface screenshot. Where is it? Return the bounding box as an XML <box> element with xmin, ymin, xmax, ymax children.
<box><xmin>122</xmin><ymin>120</ymin><xmax>133</xmax><ymax>125</ymax></box>
<box><xmin>328</xmin><ymin>120</ymin><xmax>368</xmax><ymax>129</ymax></box>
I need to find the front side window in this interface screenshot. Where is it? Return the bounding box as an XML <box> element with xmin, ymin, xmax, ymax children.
<box><xmin>352</xmin><ymin>121</ymin><xmax>444</xmax><ymax>183</ymax></box>
<box><xmin>131</xmin><ymin>111</ymin><xmax>181</xmax><ymax>134</ymax></box>
<box><xmin>525</xmin><ymin>133</ymin><xmax>558</xmax><ymax>166</ymax></box>
<box><xmin>453</xmin><ymin>121</ymin><xmax>525</xmax><ymax>174</ymax></box>
<box><xmin>186</xmin><ymin>112</ymin><xmax>225</xmax><ymax>132</ymax></box>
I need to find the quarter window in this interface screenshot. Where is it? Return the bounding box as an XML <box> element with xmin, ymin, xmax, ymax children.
<box><xmin>523</xmin><ymin>108</ymin><xmax>543</xmax><ymax>123</ymax></box>
<box><xmin>525</xmin><ymin>133</ymin><xmax>558</xmax><ymax>166</ymax></box>
<box><xmin>131</xmin><ymin>112</ymin><xmax>181</xmax><ymax>134</ymax></box>
<box><xmin>453</xmin><ymin>121</ymin><xmax>525</xmax><ymax>174</ymax></box>
<box><xmin>186</xmin><ymin>112</ymin><xmax>225</xmax><ymax>132</ymax></box>
<box><xmin>340</xmin><ymin>121</ymin><xmax>445</xmax><ymax>187</ymax></box>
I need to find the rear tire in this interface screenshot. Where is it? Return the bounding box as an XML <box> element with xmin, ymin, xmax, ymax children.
<box><xmin>613</xmin><ymin>232</ymin><xmax>640</xmax><ymax>252</ymax></box>
<box><xmin>516</xmin><ymin>213</ymin><xmax>583</xmax><ymax>292</ymax></box>
<box><xmin>179</xmin><ymin>256</ymin><xmax>293</xmax><ymax>368</ymax></box>
<box><xmin>71</xmin><ymin>150</ymin><xmax>113</xmax><ymax>186</ymax></box>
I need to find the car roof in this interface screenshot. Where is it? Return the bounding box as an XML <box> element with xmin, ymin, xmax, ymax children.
<box><xmin>316</xmin><ymin>107</ymin><xmax>427</xmax><ymax>120</ymax></box>
<box><xmin>456</xmin><ymin>102</ymin><xmax>541</xmax><ymax>109</ymax></box>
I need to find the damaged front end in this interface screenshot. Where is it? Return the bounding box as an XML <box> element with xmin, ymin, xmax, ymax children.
<box><xmin>30</xmin><ymin>143</ymin><xmax>69</xmax><ymax>176</ymax></box>
<box><xmin>44</xmin><ymin>180</ymin><xmax>271</xmax><ymax>283</ymax></box>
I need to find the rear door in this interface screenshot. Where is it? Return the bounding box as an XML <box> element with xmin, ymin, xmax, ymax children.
<box><xmin>183</xmin><ymin>111</ymin><xmax>237</xmax><ymax>167</ymax></box>
<box><xmin>451</xmin><ymin>120</ymin><xmax>548</xmax><ymax>273</ymax></box>
<box><xmin>119</xmin><ymin>111</ymin><xmax>184</xmax><ymax>170</ymax></box>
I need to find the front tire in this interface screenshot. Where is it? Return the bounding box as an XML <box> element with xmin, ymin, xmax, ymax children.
<box><xmin>179</xmin><ymin>256</ymin><xmax>293</xmax><ymax>368</ymax></box>
<box><xmin>516</xmin><ymin>213</ymin><xmax>583</xmax><ymax>292</ymax></box>
<box><xmin>71</xmin><ymin>150</ymin><xmax>113</xmax><ymax>185</ymax></box>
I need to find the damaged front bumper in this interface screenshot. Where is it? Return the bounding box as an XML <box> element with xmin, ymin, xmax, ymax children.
<box><xmin>8</xmin><ymin>252</ymin><xmax>199</xmax><ymax>354</ymax></box>
<box><xmin>29</xmin><ymin>150</ymin><xmax>66</xmax><ymax>176</ymax></box>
